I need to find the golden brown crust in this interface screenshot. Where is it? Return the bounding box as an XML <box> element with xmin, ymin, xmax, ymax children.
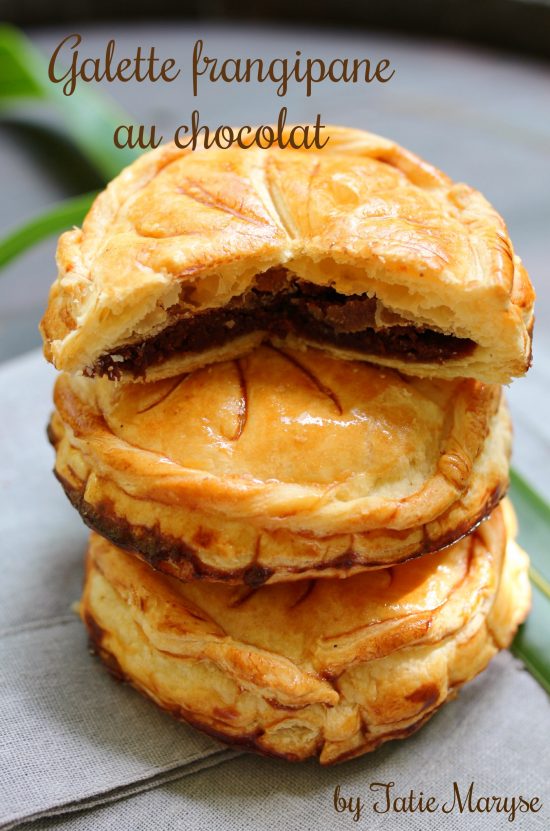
<box><xmin>49</xmin><ymin>346</ymin><xmax>510</xmax><ymax>583</ymax></box>
<box><xmin>40</xmin><ymin>126</ymin><xmax>534</xmax><ymax>384</ymax></box>
<box><xmin>79</xmin><ymin>504</ymin><xmax>530</xmax><ymax>764</ymax></box>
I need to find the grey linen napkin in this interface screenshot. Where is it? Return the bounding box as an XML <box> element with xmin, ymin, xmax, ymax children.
<box><xmin>14</xmin><ymin>653</ymin><xmax>550</xmax><ymax>831</ymax></box>
<box><xmin>0</xmin><ymin>352</ymin><xmax>238</xmax><ymax>830</ymax></box>
<box><xmin>1</xmin><ymin>352</ymin><xmax>549</xmax><ymax>831</ymax></box>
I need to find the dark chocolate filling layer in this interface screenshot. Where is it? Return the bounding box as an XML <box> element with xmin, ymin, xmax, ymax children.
<box><xmin>90</xmin><ymin>271</ymin><xmax>475</xmax><ymax>379</ymax></box>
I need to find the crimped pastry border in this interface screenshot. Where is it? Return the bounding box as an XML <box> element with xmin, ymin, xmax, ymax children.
<box><xmin>80</xmin><ymin>508</ymin><xmax>530</xmax><ymax>764</ymax></box>
<box><xmin>54</xmin><ymin>464</ymin><xmax>505</xmax><ymax>586</ymax></box>
<box><xmin>51</xmin><ymin>363</ymin><xmax>504</xmax><ymax>529</ymax></box>
<box><xmin>48</xmin><ymin>352</ymin><xmax>510</xmax><ymax>582</ymax></box>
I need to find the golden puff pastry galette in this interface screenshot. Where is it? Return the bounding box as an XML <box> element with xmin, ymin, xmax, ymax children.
<box><xmin>40</xmin><ymin>127</ymin><xmax>534</xmax><ymax>385</ymax></box>
<box><xmin>80</xmin><ymin>504</ymin><xmax>530</xmax><ymax>764</ymax></box>
<box><xmin>49</xmin><ymin>346</ymin><xmax>511</xmax><ymax>585</ymax></box>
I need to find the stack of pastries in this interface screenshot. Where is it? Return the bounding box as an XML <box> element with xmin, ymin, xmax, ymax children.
<box><xmin>41</xmin><ymin>127</ymin><xmax>534</xmax><ymax>764</ymax></box>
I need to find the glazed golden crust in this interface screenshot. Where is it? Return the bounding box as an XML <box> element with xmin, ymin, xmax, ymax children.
<box><xmin>80</xmin><ymin>504</ymin><xmax>531</xmax><ymax>764</ymax></box>
<box><xmin>40</xmin><ymin>126</ymin><xmax>534</xmax><ymax>384</ymax></box>
<box><xmin>50</xmin><ymin>346</ymin><xmax>510</xmax><ymax>583</ymax></box>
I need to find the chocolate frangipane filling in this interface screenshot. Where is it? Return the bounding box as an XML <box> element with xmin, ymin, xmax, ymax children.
<box><xmin>88</xmin><ymin>269</ymin><xmax>476</xmax><ymax>380</ymax></box>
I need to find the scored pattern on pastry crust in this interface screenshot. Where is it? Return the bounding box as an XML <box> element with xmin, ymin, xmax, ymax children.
<box><xmin>49</xmin><ymin>346</ymin><xmax>511</xmax><ymax>583</ymax></box>
<box><xmin>80</xmin><ymin>504</ymin><xmax>530</xmax><ymax>764</ymax></box>
<box><xmin>40</xmin><ymin>126</ymin><xmax>534</xmax><ymax>384</ymax></box>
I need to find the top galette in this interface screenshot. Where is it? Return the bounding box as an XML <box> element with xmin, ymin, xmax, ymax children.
<box><xmin>40</xmin><ymin>126</ymin><xmax>534</xmax><ymax>383</ymax></box>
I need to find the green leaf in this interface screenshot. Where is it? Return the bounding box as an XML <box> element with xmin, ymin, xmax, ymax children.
<box><xmin>510</xmin><ymin>470</ymin><xmax>550</xmax><ymax>695</ymax></box>
<box><xmin>512</xmin><ymin>581</ymin><xmax>550</xmax><ymax>696</ymax></box>
<box><xmin>0</xmin><ymin>27</ymin><xmax>43</xmax><ymax>99</ymax></box>
<box><xmin>0</xmin><ymin>191</ymin><xmax>97</xmax><ymax>269</ymax></box>
<box><xmin>510</xmin><ymin>469</ymin><xmax>550</xmax><ymax>583</ymax></box>
<box><xmin>0</xmin><ymin>25</ymin><xmax>140</xmax><ymax>180</ymax></box>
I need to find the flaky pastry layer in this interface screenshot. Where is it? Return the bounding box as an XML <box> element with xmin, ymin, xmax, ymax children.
<box><xmin>50</xmin><ymin>347</ymin><xmax>510</xmax><ymax>584</ymax></box>
<box><xmin>80</xmin><ymin>504</ymin><xmax>530</xmax><ymax>764</ymax></box>
<box><xmin>40</xmin><ymin>126</ymin><xmax>534</xmax><ymax>384</ymax></box>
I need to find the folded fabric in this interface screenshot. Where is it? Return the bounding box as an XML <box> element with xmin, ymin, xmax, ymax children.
<box><xmin>0</xmin><ymin>352</ymin><xmax>238</xmax><ymax>830</ymax></box>
<box><xmin>13</xmin><ymin>652</ymin><xmax>550</xmax><ymax>831</ymax></box>
<box><xmin>0</xmin><ymin>618</ymin><xmax>238</xmax><ymax>830</ymax></box>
